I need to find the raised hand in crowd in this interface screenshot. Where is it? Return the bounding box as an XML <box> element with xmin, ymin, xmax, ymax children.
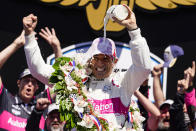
<box><xmin>26</xmin><ymin>98</ymin><xmax>51</xmax><ymax>131</ymax></box>
<box><xmin>23</xmin><ymin>14</ymin><xmax>37</xmax><ymax>35</ymax></box>
<box><xmin>0</xmin><ymin>30</ymin><xmax>25</xmax><ymax>87</ymax></box>
<box><xmin>36</xmin><ymin>98</ymin><xmax>51</xmax><ymax>111</ymax></box>
<box><xmin>177</xmin><ymin>73</ymin><xmax>190</xmax><ymax>94</ymax></box>
<box><xmin>0</xmin><ymin>30</ymin><xmax>25</xmax><ymax>69</ymax></box>
<box><xmin>12</xmin><ymin>30</ymin><xmax>26</xmax><ymax>48</ymax></box>
<box><xmin>179</xmin><ymin>61</ymin><xmax>196</xmax><ymax>129</ymax></box>
<box><xmin>152</xmin><ymin>64</ymin><xmax>163</xmax><ymax>77</ymax></box>
<box><xmin>39</xmin><ymin>27</ymin><xmax>62</xmax><ymax>58</ymax></box>
<box><xmin>184</xmin><ymin>61</ymin><xmax>195</xmax><ymax>87</ymax></box>
<box><xmin>112</xmin><ymin>5</ymin><xmax>138</xmax><ymax>30</ymax></box>
<box><xmin>152</xmin><ymin>64</ymin><xmax>165</xmax><ymax>107</ymax></box>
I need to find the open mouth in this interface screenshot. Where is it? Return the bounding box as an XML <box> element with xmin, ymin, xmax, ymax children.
<box><xmin>52</xmin><ymin>123</ymin><xmax>60</xmax><ymax>128</ymax></box>
<box><xmin>96</xmin><ymin>67</ymin><xmax>106</xmax><ymax>72</ymax></box>
<box><xmin>163</xmin><ymin>119</ymin><xmax>170</xmax><ymax>123</ymax></box>
<box><xmin>25</xmin><ymin>89</ymin><xmax>32</xmax><ymax>95</ymax></box>
<box><xmin>25</xmin><ymin>92</ymin><xmax>31</xmax><ymax>96</ymax></box>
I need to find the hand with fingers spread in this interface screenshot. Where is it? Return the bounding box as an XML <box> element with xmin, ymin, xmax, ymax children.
<box><xmin>39</xmin><ymin>27</ymin><xmax>62</xmax><ymax>58</ymax></box>
<box><xmin>39</xmin><ymin>27</ymin><xmax>60</xmax><ymax>49</ymax></box>
<box><xmin>152</xmin><ymin>64</ymin><xmax>163</xmax><ymax>78</ymax></box>
<box><xmin>177</xmin><ymin>74</ymin><xmax>190</xmax><ymax>94</ymax></box>
<box><xmin>13</xmin><ymin>30</ymin><xmax>25</xmax><ymax>48</ymax></box>
<box><xmin>23</xmin><ymin>14</ymin><xmax>37</xmax><ymax>35</ymax></box>
<box><xmin>184</xmin><ymin>61</ymin><xmax>195</xmax><ymax>86</ymax></box>
<box><xmin>36</xmin><ymin>98</ymin><xmax>51</xmax><ymax>111</ymax></box>
<box><xmin>112</xmin><ymin>5</ymin><xmax>137</xmax><ymax>31</ymax></box>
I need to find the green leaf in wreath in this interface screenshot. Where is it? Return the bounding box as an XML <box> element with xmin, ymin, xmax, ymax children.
<box><xmin>54</xmin><ymin>83</ymin><xmax>65</xmax><ymax>92</ymax></box>
<box><xmin>49</xmin><ymin>75</ymin><xmax>59</xmax><ymax>83</ymax></box>
<box><xmin>60</xmin><ymin>112</ymin><xmax>65</xmax><ymax>122</ymax></box>
<box><xmin>71</xmin><ymin>116</ymin><xmax>76</xmax><ymax>128</ymax></box>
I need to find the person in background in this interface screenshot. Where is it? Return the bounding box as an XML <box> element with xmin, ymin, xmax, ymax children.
<box><xmin>178</xmin><ymin>61</ymin><xmax>196</xmax><ymax>130</ymax></box>
<box><xmin>0</xmin><ymin>31</ymin><xmax>51</xmax><ymax>131</ymax></box>
<box><xmin>152</xmin><ymin>64</ymin><xmax>191</xmax><ymax>131</ymax></box>
<box><xmin>26</xmin><ymin>98</ymin><xmax>65</xmax><ymax>131</ymax></box>
<box><xmin>0</xmin><ymin>23</ymin><xmax>62</xmax><ymax>131</ymax></box>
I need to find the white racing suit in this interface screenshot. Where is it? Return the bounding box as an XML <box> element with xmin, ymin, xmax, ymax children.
<box><xmin>24</xmin><ymin>28</ymin><xmax>152</xmax><ymax>130</ymax></box>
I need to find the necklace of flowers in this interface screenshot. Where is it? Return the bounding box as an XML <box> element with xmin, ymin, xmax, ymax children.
<box><xmin>49</xmin><ymin>56</ymin><xmax>109</xmax><ymax>131</ymax></box>
<box><xmin>123</xmin><ymin>100</ymin><xmax>145</xmax><ymax>131</ymax></box>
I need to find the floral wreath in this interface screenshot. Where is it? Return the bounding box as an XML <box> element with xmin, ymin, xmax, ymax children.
<box><xmin>125</xmin><ymin>100</ymin><xmax>145</xmax><ymax>131</ymax></box>
<box><xmin>49</xmin><ymin>54</ymin><xmax>145</xmax><ymax>131</ymax></box>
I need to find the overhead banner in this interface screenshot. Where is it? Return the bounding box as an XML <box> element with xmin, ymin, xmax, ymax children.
<box><xmin>39</xmin><ymin>0</ymin><xmax>196</xmax><ymax>32</ymax></box>
<box><xmin>47</xmin><ymin>41</ymin><xmax>168</xmax><ymax>102</ymax></box>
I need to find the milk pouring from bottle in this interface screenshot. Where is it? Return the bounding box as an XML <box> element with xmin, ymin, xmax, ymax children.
<box><xmin>104</xmin><ymin>5</ymin><xmax>129</xmax><ymax>39</ymax></box>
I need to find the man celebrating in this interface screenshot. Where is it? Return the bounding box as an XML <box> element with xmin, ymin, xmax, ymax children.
<box><xmin>23</xmin><ymin>5</ymin><xmax>152</xmax><ymax>130</ymax></box>
<box><xmin>0</xmin><ymin>32</ymin><xmax>52</xmax><ymax>131</ymax></box>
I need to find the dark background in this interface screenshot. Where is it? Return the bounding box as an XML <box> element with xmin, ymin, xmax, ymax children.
<box><xmin>0</xmin><ymin>0</ymin><xmax>196</xmax><ymax>99</ymax></box>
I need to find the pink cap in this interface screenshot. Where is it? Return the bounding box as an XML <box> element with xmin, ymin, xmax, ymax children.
<box><xmin>86</xmin><ymin>37</ymin><xmax>117</xmax><ymax>61</ymax></box>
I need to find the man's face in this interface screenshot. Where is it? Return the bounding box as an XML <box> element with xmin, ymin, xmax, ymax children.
<box><xmin>46</xmin><ymin>110</ymin><xmax>64</xmax><ymax>131</ymax></box>
<box><xmin>158</xmin><ymin>105</ymin><xmax>170</xmax><ymax>130</ymax></box>
<box><xmin>18</xmin><ymin>75</ymin><xmax>38</xmax><ymax>103</ymax></box>
<box><xmin>90</xmin><ymin>54</ymin><xmax>114</xmax><ymax>79</ymax></box>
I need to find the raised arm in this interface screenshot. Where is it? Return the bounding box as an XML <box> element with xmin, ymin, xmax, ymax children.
<box><xmin>152</xmin><ymin>64</ymin><xmax>165</xmax><ymax>107</ymax></box>
<box><xmin>134</xmin><ymin>90</ymin><xmax>161</xmax><ymax>130</ymax></box>
<box><xmin>39</xmin><ymin>27</ymin><xmax>62</xmax><ymax>58</ymax></box>
<box><xmin>178</xmin><ymin>61</ymin><xmax>196</xmax><ymax>106</ymax></box>
<box><xmin>179</xmin><ymin>62</ymin><xmax>196</xmax><ymax>128</ymax></box>
<box><xmin>134</xmin><ymin>90</ymin><xmax>160</xmax><ymax>117</ymax></box>
<box><xmin>0</xmin><ymin>30</ymin><xmax>25</xmax><ymax>87</ymax></box>
<box><xmin>114</xmin><ymin>5</ymin><xmax>152</xmax><ymax>94</ymax></box>
<box><xmin>26</xmin><ymin>98</ymin><xmax>50</xmax><ymax>131</ymax></box>
<box><xmin>23</xmin><ymin>14</ymin><xmax>54</xmax><ymax>87</ymax></box>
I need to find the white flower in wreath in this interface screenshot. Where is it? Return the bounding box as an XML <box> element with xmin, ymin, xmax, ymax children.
<box><xmin>74</xmin><ymin>53</ymin><xmax>86</xmax><ymax>66</ymax></box>
<box><xmin>132</xmin><ymin>111</ymin><xmax>145</xmax><ymax>124</ymax></box>
<box><xmin>75</xmin><ymin>68</ymin><xmax>88</xmax><ymax>79</ymax></box>
<box><xmin>65</xmin><ymin>77</ymin><xmax>78</xmax><ymax>91</ymax></box>
<box><xmin>130</xmin><ymin>100</ymin><xmax>139</xmax><ymax>110</ymax></box>
<box><xmin>77</xmin><ymin>114</ymin><xmax>94</xmax><ymax>128</ymax></box>
<box><xmin>60</xmin><ymin>65</ymin><xmax>73</xmax><ymax>73</ymax></box>
<box><xmin>73</xmin><ymin>96</ymin><xmax>88</xmax><ymax>113</ymax></box>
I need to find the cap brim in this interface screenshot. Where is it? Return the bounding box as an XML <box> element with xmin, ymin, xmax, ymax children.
<box><xmin>160</xmin><ymin>99</ymin><xmax>174</xmax><ymax>110</ymax></box>
<box><xmin>163</xmin><ymin>58</ymin><xmax>177</xmax><ymax>68</ymax></box>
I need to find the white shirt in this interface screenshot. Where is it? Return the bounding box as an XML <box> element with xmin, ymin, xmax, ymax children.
<box><xmin>24</xmin><ymin>28</ymin><xmax>152</xmax><ymax>130</ymax></box>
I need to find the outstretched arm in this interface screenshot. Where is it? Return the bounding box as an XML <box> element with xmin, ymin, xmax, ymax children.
<box><xmin>0</xmin><ymin>30</ymin><xmax>25</xmax><ymax>88</ymax></box>
<box><xmin>39</xmin><ymin>27</ymin><xmax>62</xmax><ymax>58</ymax></box>
<box><xmin>152</xmin><ymin>64</ymin><xmax>165</xmax><ymax>107</ymax></box>
<box><xmin>23</xmin><ymin>14</ymin><xmax>54</xmax><ymax>87</ymax></box>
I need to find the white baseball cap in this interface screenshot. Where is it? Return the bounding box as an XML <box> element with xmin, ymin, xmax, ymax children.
<box><xmin>47</xmin><ymin>103</ymin><xmax>59</xmax><ymax>115</ymax></box>
<box><xmin>160</xmin><ymin>99</ymin><xmax>174</xmax><ymax>110</ymax></box>
<box><xmin>19</xmin><ymin>68</ymin><xmax>31</xmax><ymax>79</ymax></box>
<box><xmin>85</xmin><ymin>37</ymin><xmax>117</xmax><ymax>62</ymax></box>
